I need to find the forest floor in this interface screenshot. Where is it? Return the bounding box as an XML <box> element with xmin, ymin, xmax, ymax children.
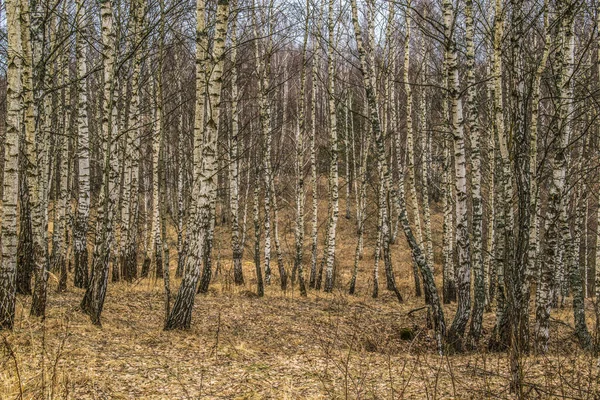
<box><xmin>2</xmin><ymin>210</ymin><xmax>600</xmax><ymax>399</ymax></box>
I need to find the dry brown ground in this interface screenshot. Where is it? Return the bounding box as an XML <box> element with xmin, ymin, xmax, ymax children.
<box><xmin>2</xmin><ymin>202</ymin><xmax>600</xmax><ymax>399</ymax></box>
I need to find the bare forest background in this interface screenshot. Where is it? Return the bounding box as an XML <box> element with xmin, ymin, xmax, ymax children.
<box><xmin>1</xmin><ymin>0</ymin><xmax>600</xmax><ymax>397</ymax></box>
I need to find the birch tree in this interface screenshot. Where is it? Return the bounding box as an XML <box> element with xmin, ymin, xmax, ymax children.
<box><xmin>323</xmin><ymin>0</ymin><xmax>339</xmax><ymax>293</ymax></box>
<box><xmin>0</xmin><ymin>0</ymin><xmax>22</xmax><ymax>330</ymax></box>
<box><xmin>165</xmin><ymin>0</ymin><xmax>229</xmax><ymax>330</ymax></box>
<box><xmin>444</xmin><ymin>0</ymin><xmax>471</xmax><ymax>351</ymax></box>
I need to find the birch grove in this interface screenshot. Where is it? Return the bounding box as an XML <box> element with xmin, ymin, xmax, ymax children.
<box><xmin>1</xmin><ymin>0</ymin><xmax>600</xmax><ymax>391</ymax></box>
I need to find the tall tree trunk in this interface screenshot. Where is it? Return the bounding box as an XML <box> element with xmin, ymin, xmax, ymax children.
<box><xmin>123</xmin><ymin>0</ymin><xmax>145</xmax><ymax>283</ymax></box>
<box><xmin>308</xmin><ymin>41</ymin><xmax>319</xmax><ymax>289</ymax></box>
<box><xmin>81</xmin><ymin>0</ymin><xmax>119</xmax><ymax>326</ymax></box>
<box><xmin>74</xmin><ymin>0</ymin><xmax>90</xmax><ymax>288</ymax></box>
<box><xmin>24</xmin><ymin>0</ymin><xmax>50</xmax><ymax>318</ymax></box>
<box><xmin>253</xmin><ymin>0</ymin><xmax>274</xmax><ymax>287</ymax></box>
<box><xmin>489</xmin><ymin>0</ymin><xmax>514</xmax><ymax>351</ymax></box>
<box><xmin>466</xmin><ymin>0</ymin><xmax>484</xmax><ymax>347</ymax></box>
<box><xmin>418</xmin><ymin>42</ymin><xmax>434</xmax><ymax>271</ymax></box>
<box><xmin>444</xmin><ymin>0</ymin><xmax>471</xmax><ymax>351</ymax></box>
<box><xmin>324</xmin><ymin>0</ymin><xmax>339</xmax><ymax>293</ymax></box>
<box><xmin>54</xmin><ymin>44</ymin><xmax>70</xmax><ymax>292</ymax></box>
<box><xmin>484</xmin><ymin>70</ymin><xmax>496</xmax><ymax>311</ymax></box>
<box><xmin>0</xmin><ymin>0</ymin><xmax>22</xmax><ymax>330</ymax></box>
<box><xmin>404</xmin><ymin>3</ymin><xmax>423</xmax><ymax>297</ymax></box>
<box><xmin>229</xmin><ymin>4</ymin><xmax>243</xmax><ymax>286</ymax></box>
<box><xmin>164</xmin><ymin>0</ymin><xmax>229</xmax><ymax>330</ymax></box>
<box><xmin>294</xmin><ymin>0</ymin><xmax>310</xmax><ymax>296</ymax></box>
<box><xmin>151</xmin><ymin>77</ymin><xmax>163</xmax><ymax>280</ymax></box>
<box><xmin>535</xmin><ymin>4</ymin><xmax>573</xmax><ymax>353</ymax></box>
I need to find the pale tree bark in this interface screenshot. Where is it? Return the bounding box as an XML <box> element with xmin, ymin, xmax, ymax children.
<box><xmin>527</xmin><ymin>0</ymin><xmax>550</xmax><ymax>301</ymax></box>
<box><xmin>441</xmin><ymin>22</ymin><xmax>455</xmax><ymax>304</ymax></box>
<box><xmin>118</xmin><ymin>92</ymin><xmax>131</xmax><ymax>282</ymax></box>
<box><xmin>176</xmin><ymin>66</ymin><xmax>186</xmax><ymax>279</ymax></box>
<box><xmin>24</xmin><ymin>0</ymin><xmax>50</xmax><ymax>318</ymax></box>
<box><xmin>364</xmin><ymin>0</ymin><xmax>400</xmax><ymax>300</ymax></box>
<box><xmin>484</xmin><ymin>68</ymin><xmax>495</xmax><ymax>310</ymax></box>
<box><xmin>404</xmin><ymin>3</ymin><xmax>423</xmax><ymax>297</ymax></box>
<box><xmin>323</xmin><ymin>0</ymin><xmax>339</xmax><ymax>293</ymax></box>
<box><xmin>271</xmin><ymin>174</ymin><xmax>286</xmax><ymax>290</ymax></box>
<box><xmin>466</xmin><ymin>0</ymin><xmax>484</xmax><ymax>347</ymax></box>
<box><xmin>535</xmin><ymin>4</ymin><xmax>573</xmax><ymax>353</ymax></box>
<box><xmin>253</xmin><ymin>0</ymin><xmax>275</xmax><ymax>287</ymax></box>
<box><xmin>54</xmin><ymin>39</ymin><xmax>71</xmax><ymax>292</ymax></box>
<box><xmin>0</xmin><ymin>0</ymin><xmax>22</xmax><ymax>330</ymax></box>
<box><xmin>444</xmin><ymin>0</ymin><xmax>471</xmax><ymax>351</ymax></box>
<box><xmin>308</xmin><ymin>38</ymin><xmax>319</xmax><ymax>289</ymax></box>
<box><xmin>158</xmin><ymin>0</ymin><xmax>170</xmax><ymax>321</ymax></box>
<box><xmin>253</xmin><ymin>159</ymin><xmax>264</xmax><ymax>297</ymax></box>
<box><xmin>80</xmin><ymin>0</ymin><xmax>118</xmax><ymax>326</ymax></box>
<box><xmin>489</xmin><ymin>0</ymin><xmax>514</xmax><ymax>351</ymax></box>
<box><xmin>165</xmin><ymin>0</ymin><xmax>229</xmax><ymax>329</ymax></box>
<box><xmin>151</xmin><ymin>77</ymin><xmax>163</xmax><ymax>280</ymax></box>
<box><xmin>442</xmin><ymin>144</ymin><xmax>455</xmax><ymax>303</ymax></box>
<box><xmin>418</xmin><ymin>40</ymin><xmax>434</xmax><ymax>271</ymax></box>
<box><xmin>123</xmin><ymin>0</ymin><xmax>145</xmax><ymax>282</ymax></box>
<box><xmin>74</xmin><ymin>0</ymin><xmax>90</xmax><ymax>288</ymax></box>
<box><xmin>294</xmin><ymin>0</ymin><xmax>310</xmax><ymax>296</ymax></box>
<box><xmin>229</xmin><ymin>3</ymin><xmax>244</xmax><ymax>285</ymax></box>
<box><xmin>373</xmin><ymin>161</ymin><xmax>384</xmax><ymax>298</ymax></box>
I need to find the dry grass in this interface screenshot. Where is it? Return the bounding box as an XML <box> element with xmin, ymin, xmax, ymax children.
<box><xmin>2</xmin><ymin>196</ymin><xmax>600</xmax><ymax>399</ymax></box>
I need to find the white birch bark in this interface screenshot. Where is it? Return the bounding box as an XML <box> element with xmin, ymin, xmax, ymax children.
<box><xmin>404</xmin><ymin>5</ymin><xmax>424</xmax><ymax>295</ymax></box>
<box><xmin>165</xmin><ymin>0</ymin><xmax>229</xmax><ymax>329</ymax></box>
<box><xmin>324</xmin><ymin>0</ymin><xmax>339</xmax><ymax>293</ymax></box>
<box><xmin>535</xmin><ymin>5</ymin><xmax>573</xmax><ymax>353</ymax></box>
<box><xmin>0</xmin><ymin>0</ymin><xmax>22</xmax><ymax>329</ymax></box>
<box><xmin>444</xmin><ymin>0</ymin><xmax>471</xmax><ymax>351</ymax></box>
<box><xmin>229</xmin><ymin>4</ymin><xmax>243</xmax><ymax>285</ymax></box>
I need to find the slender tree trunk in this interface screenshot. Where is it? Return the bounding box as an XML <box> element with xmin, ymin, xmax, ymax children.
<box><xmin>444</xmin><ymin>0</ymin><xmax>471</xmax><ymax>351</ymax></box>
<box><xmin>489</xmin><ymin>0</ymin><xmax>514</xmax><ymax>351</ymax></box>
<box><xmin>253</xmin><ymin>1</ymin><xmax>274</xmax><ymax>287</ymax></box>
<box><xmin>308</xmin><ymin>42</ymin><xmax>319</xmax><ymax>289</ymax></box>
<box><xmin>418</xmin><ymin>43</ymin><xmax>434</xmax><ymax>271</ymax></box>
<box><xmin>80</xmin><ymin>0</ymin><xmax>118</xmax><ymax>326</ymax></box>
<box><xmin>123</xmin><ymin>0</ymin><xmax>145</xmax><ymax>283</ymax></box>
<box><xmin>0</xmin><ymin>0</ymin><xmax>22</xmax><ymax>329</ymax></box>
<box><xmin>527</xmin><ymin>0</ymin><xmax>549</xmax><ymax>304</ymax></box>
<box><xmin>54</xmin><ymin>46</ymin><xmax>70</xmax><ymax>292</ymax></box>
<box><xmin>164</xmin><ymin>0</ymin><xmax>229</xmax><ymax>330</ymax></box>
<box><xmin>151</xmin><ymin>77</ymin><xmax>163</xmax><ymax>280</ymax></box>
<box><xmin>535</xmin><ymin>5</ymin><xmax>573</xmax><ymax>353</ymax></box>
<box><xmin>294</xmin><ymin>0</ymin><xmax>310</xmax><ymax>296</ymax></box>
<box><xmin>324</xmin><ymin>0</ymin><xmax>339</xmax><ymax>293</ymax></box>
<box><xmin>24</xmin><ymin>0</ymin><xmax>50</xmax><ymax>318</ymax></box>
<box><xmin>466</xmin><ymin>0</ymin><xmax>484</xmax><ymax>347</ymax></box>
<box><xmin>484</xmin><ymin>71</ymin><xmax>496</xmax><ymax>311</ymax></box>
<box><xmin>229</xmin><ymin>5</ymin><xmax>243</xmax><ymax>286</ymax></box>
<box><xmin>404</xmin><ymin>4</ymin><xmax>423</xmax><ymax>297</ymax></box>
